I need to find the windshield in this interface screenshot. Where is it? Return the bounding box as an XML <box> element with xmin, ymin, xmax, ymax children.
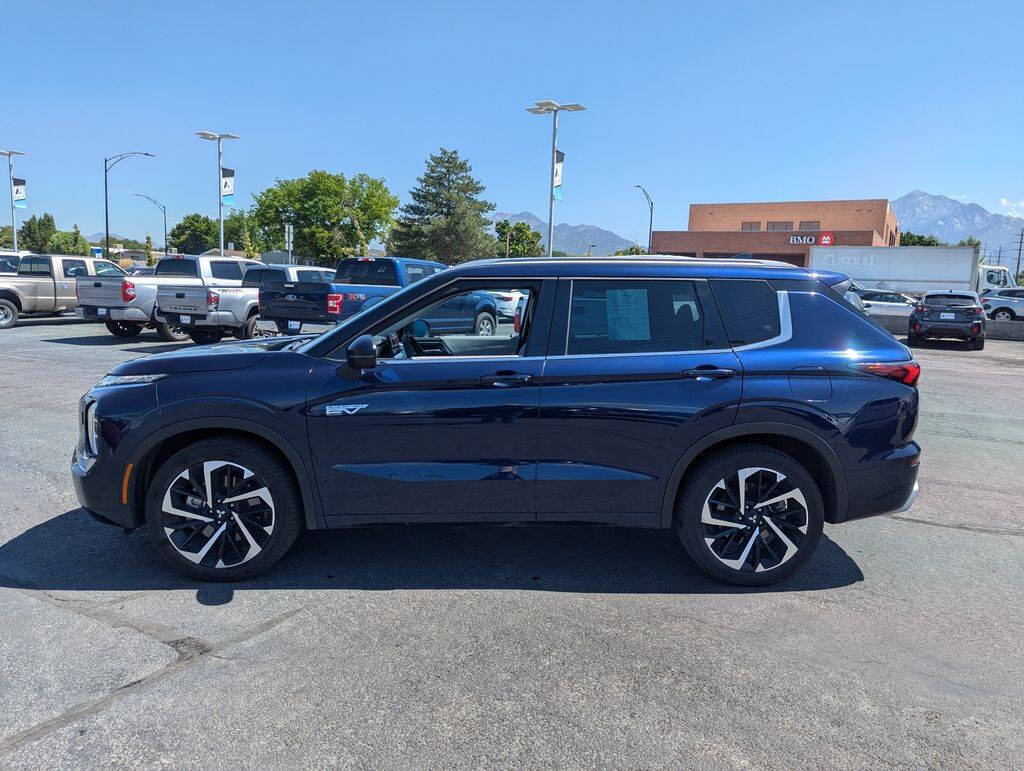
<box><xmin>334</xmin><ymin>259</ymin><xmax>400</xmax><ymax>286</ymax></box>
<box><xmin>155</xmin><ymin>258</ymin><xmax>198</xmax><ymax>277</ymax></box>
<box><xmin>924</xmin><ymin>295</ymin><xmax>976</xmax><ymax>307</ymax></box>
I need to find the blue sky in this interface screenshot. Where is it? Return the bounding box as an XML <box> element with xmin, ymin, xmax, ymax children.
<box><xmin>7</xmin><ymin>0</ymin><xmax>1023</xmax><ymax>244</ymax></box>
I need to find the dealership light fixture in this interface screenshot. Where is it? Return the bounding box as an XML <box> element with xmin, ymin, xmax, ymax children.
<box><xmin>195</xmin><ymin>131</ymin><xmax>239</xmax><ymax>255</ymax></box>
<box><xmin>525</xmin><ymin>101</ymin><xmax>586</xmax><ymax>256</ymax></box>
<box><xmin>1</xmin><ymin>149</ymin><xmax>26</xmax><ymax>251</ymax></box>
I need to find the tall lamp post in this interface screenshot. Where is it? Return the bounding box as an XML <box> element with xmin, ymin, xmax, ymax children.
<box><xmin>526</xmin><ymin>100</ymin><xmax>585</xmax><ymax>257</ymax></box>
<box><xmin>1</xmin><ymin>149</ymin><xmax>26</xmax><ymax>250</ymax></box>
<box><xmin>132</xmin><ymin>193</ymin><xmax>167</xmax><ymax>259</ymax></box>
<box><xmin>195</xmin><ymin>131</ymin><xmax>239</xmax><ymax>256</ymax></box>
<box><xmin>104</xmin><ymin>151</ymin><xmax>154</xmax><ymax>257</ymax></box>
<box><xmin>635</xmin><ymin>184</ymin><xmax>654</xmax><ymax>254</ymax></box>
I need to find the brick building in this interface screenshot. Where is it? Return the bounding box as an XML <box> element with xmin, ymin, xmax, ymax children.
<box><xmin>651</xmin><ymin>199</ymin><xmax>900</xmax><ymax>267</ymax></box>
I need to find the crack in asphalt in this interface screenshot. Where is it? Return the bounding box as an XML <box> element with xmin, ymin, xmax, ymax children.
<box><xmin>0</xmin><ymin>604</ymin><xmax>305</xmax><ymax>757</ymax></box>
<box><xmin>887</xmin><ymin>514</ymin><xmax>1024</xmax><ymax>537</ymax></box>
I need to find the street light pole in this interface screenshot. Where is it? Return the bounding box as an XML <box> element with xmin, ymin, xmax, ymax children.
<box><xmin>635</xmin><ymin>184</ymin><xmax>654</xmax><ymax>254</ymax></box>
<box><xmin>104</xmin><ymin>151</ymin><xmax>154</xmax><ymax>257</ymax></box>
<box><xmin>132</xmin><ymin>193</ymin><xmax>167</xmax><ymax>259</ymax></box>
<box><xmin>195</xmin><ymin>131</ymin><xmax>239</xmax><ymax>257</ymax></box>
<box><xmin>1</xmin><ymin>150</ymin><xmax>25</xmax><ymax>251</ymax></box>
<box><xmin>526</xmin><ymin>100</ymin><xmax>585</xmax><ymax>257</ymax></box>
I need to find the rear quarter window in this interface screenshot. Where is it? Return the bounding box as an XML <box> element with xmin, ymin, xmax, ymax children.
<box><xmin>335</xmin><ymin>259</ymin><xmax>400</xmax><ymax>286</ymax></box>
<box><xmin>210</xmin><ymin>261</ymin><xmax>243</xmax><ymax>281</ymax></box>
<box><xmin>709</xmin><ymin>279</ymin><xmax>781</xmax><ymax>346</ymax></box>
<box><xmin>155</xmin><ymin>259</ymin><xmax>198</xmax><ymax>277</ymax></box>
<box><xmin>295</xmin><ymin>269</ymin><xmax>325</xmax><ymax>283</ymax></box>
<box><xmin>242</xmin><ymin>268</ymin><xmax>285</xmax><ymax>287</ymax></box>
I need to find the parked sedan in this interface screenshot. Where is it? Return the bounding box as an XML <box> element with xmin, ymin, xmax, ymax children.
<box><xmin>908</xmin><ymin>291</ymin><xmax>986</xmax><ymax>349</ymax></box>
<box><xmin>980</xmin><ymin>288</ymin><xmax>1024</xmax><ymax>321</ymax></box>
<box><xmin>857</xmin><ymin>290</ymin><xmax>917</xmax><ymax>317</ymax></box>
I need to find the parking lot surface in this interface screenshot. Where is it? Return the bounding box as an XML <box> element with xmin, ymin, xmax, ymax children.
<box><xmin>1</xmin><ymin>317</ymin><xmax>1022</xmax><ymax>766</ymax></box>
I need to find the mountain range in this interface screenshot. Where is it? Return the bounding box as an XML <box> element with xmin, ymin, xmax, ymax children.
<box><xmin>489</xmin><ymin>211</ymin><xmax>633</xmax><ymax>256</ymax></box>
<box><xmin>892</xmin><ymin>191</ymin><xmax>1024</xmax><ymax>259</ymax></box>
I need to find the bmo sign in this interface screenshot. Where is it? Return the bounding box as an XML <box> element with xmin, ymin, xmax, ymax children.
<box><xmin>789</xmin><ymin>231</ymin><xmax>835</xmax><ymax>246</ymax></box>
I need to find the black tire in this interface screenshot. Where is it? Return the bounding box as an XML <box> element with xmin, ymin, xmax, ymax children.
<box><xmin>189</xmin><ymin>330</ymin><xmax>225</xmax><ymax>345</ymax></box>
<box><xmin>144</xmin><ymin>436</ymin><xmax>303</xmax><ymax>581</ymax></box>
<box><xmin>990</xmin><ymin>308</ymin><xmax>1015</xmax><ymax>322</ymax></box>
<box><xmin>0</xmin><ymin>298</ymin><xmax>18</xmax><ymax>329</ymax></box>
<box><xmin>241</xmin><ymin>314</ymin><xmax>276</xmax><ymax>339</ymax></box>
<box><xmin>105</xmin><ymin>320</ymin><xmax>143</xmax><ymax>338</ymax></box>
<box><xmin>474</xmin><ymin>311</ymin><xmax>496</xmax><ymax>336</ymax></box>
<box><xmin>674</xmin><ymin>444</ymin><xmax>824</xmax><ymax>586</ymax></box>
<box><xmin>906</xmin><ymin>332</ymin><xmax>919</xmax><ymax>346</ymax></box>
<box><xmin>972</xmin><ymin>336</ymin><xmax>986</xmax><ymax>350</ymax></box>
<box><xmin>155</xmin><ymin>320</ymin><xmax>189</xmax><ymax>342</ymax></box>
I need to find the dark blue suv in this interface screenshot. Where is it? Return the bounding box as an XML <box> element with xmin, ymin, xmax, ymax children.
<box><xmin>72</xmin><ymin>257</ymin><xmax>921</xmax><ymax>585</ymax></box>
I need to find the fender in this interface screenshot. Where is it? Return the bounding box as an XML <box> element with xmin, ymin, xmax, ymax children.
<box><xmin>127</xmin><ymin>412</ymin><xmax>325</xmax><ymax>530</ymax></box>
<box><xmin>659</xmin><ymin>420</ymin><xmax>849</xmax><ymax>528</ymax></box>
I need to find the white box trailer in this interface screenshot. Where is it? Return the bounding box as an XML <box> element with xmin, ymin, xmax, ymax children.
<box><xmin>808</xmin><ymin>246</ymin><xmax>1016</xmax><ymax>295</ymax></box>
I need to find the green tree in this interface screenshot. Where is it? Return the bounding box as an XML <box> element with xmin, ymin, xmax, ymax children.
<box><xmin>18</xmin><ymin>213</ymin><xmax>57</xmax><ymax>253</ymax></box>
<box><xmin>494</xmin><ymin>219</ymin><xmax>544</xmax><ymax>258</ymax></box>
<box><xmin>44</xmin><ymin>224</ymin><xmax>92</xmax><ymax>256</ymax></box>
<box><xmin>391</xmin><ymin>147</ymin><xmax>496</xmax><ymax>264</ymax></box>
<box><xmin>900</xmin><ymin>231</ymin><xmax>946</xmax><ymax>247</ymax></box>
<box><xmin>144</xmin><ymin>235</ymin><xmax>154</xmax><ymax>266</ymax></box>
<box><xmin>614</xmin><ymin>245</ymin><xmax>647</xmax><ymax>256</ymax></box>
<box><xmin>224</xmin><ymin>210</ymin><xmax>265</xmax><ymax>258</ymax></box>
<box><xmin>551</xmin><ymin>250</ymin><xmax>571</xmax><ymax>257</ymax></box>
<box><xmin>956</xmin><ymin>236</ymin><xmax>982</xmax><ymax>249</ymax></box>
<box><xmin>251</xmin><ymin>171</ymin><xmax>397</xmax><ymax>266</ymax></box>
<box><xmin>168</xmin><ymin>213</ymin><xmax>219</xmax><ymax>254</ymax></box>
<box><xmin>0</xmin><ymin>225</ymin><xmax>12</xmax><ymax>250</ymax></box>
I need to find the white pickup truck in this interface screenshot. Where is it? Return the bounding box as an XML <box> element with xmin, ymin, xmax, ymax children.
<box><xmin>75</xmin><ymin>254</ymin><xmax>262</xmax><ymax>340</ymax></box>
<box><xmin>154</xmin><ymin>263</ymin><xmax>335</xmax><ymax>344</ymax></box>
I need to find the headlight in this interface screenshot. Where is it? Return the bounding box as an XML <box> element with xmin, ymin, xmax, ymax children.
<box><xmin>97</xmin><ymin>373</ymin><xmax>167</xmax><ymax>387</ymax></box>
<box><xmin>86</xmin><ymin>401</ymin><xmax>100</xmax><ymax>455</ymax></box>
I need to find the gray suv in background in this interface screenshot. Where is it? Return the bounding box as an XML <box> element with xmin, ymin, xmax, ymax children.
<box><xmin>981</xmin><ymin>288</ymin><xmax>1024</xmax><ymax>321</ymax></box>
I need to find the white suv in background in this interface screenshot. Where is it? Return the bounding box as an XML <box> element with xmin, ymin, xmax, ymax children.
<box><xmin>857</xmin><ymin>290</ymin><xmax>918</xmax><ymax>317</ymax></box>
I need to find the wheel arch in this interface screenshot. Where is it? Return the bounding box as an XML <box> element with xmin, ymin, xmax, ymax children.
<box><xmin>0</xmin><ymin>289</ymin><xmax>23</xmax><ymax>311</ymax></box>
<box><xmin>660</xmin><ymin>422</ymin><xmax>848</xmax><ymax>528</ymax></box>
<box><xmin>127</xmin><ymin>417</ymin><xmax>323</xmax><ymax>531</ymax></box>
<box><xmin>990</xmin><ymin>306</ymin><xmax>1015</xmax><ymax>319</ymax></box>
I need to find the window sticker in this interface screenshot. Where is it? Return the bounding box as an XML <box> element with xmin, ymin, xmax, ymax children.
<box><xmin>606</xmin><ymin>288</ymin><xmax>650</xmax><ymax>341</ymax></box>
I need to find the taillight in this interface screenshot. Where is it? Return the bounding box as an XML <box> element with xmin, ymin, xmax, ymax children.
<box><xmin>972</xmin><ymin>306</ymin><xmax>984</xmax><ymax>315</ymax></box>
<box><xmin>327</xmin><ymin>293</ymin><xmax>343</xmax><ymax>315</ymax></box>
<box><xmin>76</xmin><ymin>281</ymin><xmax>81</xmax><ymax>300</ymax></box>
<box><xmin>207</xmin><ymin>290</ymin><xmax>220</xmax><ymax>310</ymax></box>
<box><xmin>121</xmin><ymin>280</ymin><xmax>136</xmax><ymax>303</ymax></box>
<box><xmin>854</xmin><ymin>360</ymin><xmax>921</xmax><ymax>387</ymax></box>
<box><xmin>498</xmin><ymin>294</ymin><xmax>514</xmax><ymax>302</ymax></box>
<box><xmin>915</xmin><ymin>304</ymin><xmax>925</xmax><ymax>313</ymax></box>
<box><xmin>513</xmin><ymin>305</ymin><xmax>521</xmax><ymax>333</ymax></box>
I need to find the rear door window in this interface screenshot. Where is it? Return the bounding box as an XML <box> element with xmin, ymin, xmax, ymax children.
<box><xmin>19</xmin><ymin>256</ymin><xmax>53</xmax><ymax>275</ymax></box>
<box><xmin>93</xmin><ymin>261</ymin><xmax>125</xmax><ymax>276</ymax></box>
<box><xmin>403</xmin><ymin>263</ymin><xmax>439</xmax><ymax>284</ymax></box>
<box><xmin>155</xmin><ymin>259</ymin><xmax>198</xmax><ymax>277</ymax></box>
<box><xmin>61</xmin><ymin>259</ymin><xmax>88</xmax><ymax>277</ymax></box>
<box><xmin>296</xmin><ymin>269</ymin><xmax>324</xmax><ymax>282</ymax></box>
<box><xmin>334</xmin><ymin>259</ymin><xmax>400</xmax><ymax>286</ymax></box>
<box><xmin>242</xmin><ymin>268</ymin><xmax>285</xmax><ymax>287</ymax></box>
<box><xmin>566</xmin><ymin>280</ymin><xmax>721</xmax><ymax>355</ymax></box>
<box><xmin>210</xmin><ymin>261</ymin><xmax>243</xmax><ymax>281</ymax></box>
<box><xmin>709</xmin><ymin>279</ymin><xmax>782</xmax><ymax>346</ymax></box>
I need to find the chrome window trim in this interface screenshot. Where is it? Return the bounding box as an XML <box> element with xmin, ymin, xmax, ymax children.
<box><xmin>381</xmin><ymin>355</ymin><xmax>545</xmax><ymax>363</ymax></box>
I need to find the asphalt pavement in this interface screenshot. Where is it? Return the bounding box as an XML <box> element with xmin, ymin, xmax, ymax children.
<box><xmin>1</xmin><ymin>316</ymin><xmax>1022</xmax><ymax>767</ymax></box>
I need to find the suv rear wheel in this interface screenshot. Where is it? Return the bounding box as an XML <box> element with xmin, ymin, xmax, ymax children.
<box><xmin>155</xmin><ymin>321</ymin><xmax>189</xmax><ymax>342</ymax></box>
<box><xmin>189</xmin><ymin>330</ymin><xmax>224</xmax><ymax>345</ymax></box>
<box><xmin>144</xmin><ymin>437</ymin><xmax>303</xmax><ymax>581</ymax></box>
<box><xmin>675</xmin><ymin>444</ymin><xmax>824</xmax><ymax>585</ymax></box>
<box><xmin>991</xmin><ymin>309</ymin><xmax>1014</xmax><ymax>321</ymax></box>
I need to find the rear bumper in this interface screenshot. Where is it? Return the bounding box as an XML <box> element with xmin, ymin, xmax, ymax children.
<box><xmin>76</xmin><ymin>306</ymin><xmax>149</xmax><ymax>322</ymax></box>
<box><xmin>842</xmin><ymin>440</ymin><xmax>921</xmax><ymax>522</ymax></box>
<box><xmin>912</xmin><ymin>320</ymin><xmax>984</xmax><ymax>339</ymax></box>
<box><xmin>155</xmin><ymin>310</ymin><xmax>240</xmax><ymax>328</ymax></box>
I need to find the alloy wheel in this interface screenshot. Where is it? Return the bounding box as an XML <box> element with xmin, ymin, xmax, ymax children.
<box><xmin>994</xmin><ymin>311</ymin><xmax>1012</xmax><ymax>321</ymax></box>
<box><xmin>701</xmin><ymin>467</ymin><xmax>809</xmax><ymax>573</ymax></box>
<box><xmin>0</xmin><ymin>306</ymin><xmax>11</xmax><ymax>324</ymax></box>
<box><xmin>161</xmin><ymin>460</ymin><xmax>275</xmax><ymax>569</ymax></box>
<box><xmin>477</xmin><ymin>316</ymin><xmax>495</xmax><ymax>336</ymax></box>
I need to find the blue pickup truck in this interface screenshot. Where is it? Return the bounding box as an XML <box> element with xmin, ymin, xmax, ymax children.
<box><xmin>259</xmin><ymin>256</ymin><xmax>500</xmax><ymax>335</ymax></box>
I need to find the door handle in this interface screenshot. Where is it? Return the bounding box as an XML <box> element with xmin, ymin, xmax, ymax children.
<box><xmin>480</xmin><ymin>373</ymin><xmax>534</xmax><ymax>387</ymax></box>
<box><xmin>681</xmin><ymin>366</ymin><xmax>736</xmax><ymax>381</ymax></box>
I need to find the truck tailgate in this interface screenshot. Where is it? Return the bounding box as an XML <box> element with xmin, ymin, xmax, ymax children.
<box><xmin>76</xmin><ymin>277</ymin><xmax>125</xmax><ymax>305</ymax></box>
<box><xmin>157</xmin><ymin>284</ymin><xmax>208</xmax><ymax>315</ymax></box>
<box><xmin>259</xmin><ymin>282</ymin><xmax>333</xmax><ymax>322</ymax></box>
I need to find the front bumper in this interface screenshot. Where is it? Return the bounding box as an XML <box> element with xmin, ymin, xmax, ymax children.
<box><xmin>71</xmin><ymin>444</ymin><xmax>137</xmax><ymax>530</ymax></box>
<box><xmin>77</xmin><ymin>305</ymin><xmax>149</xmax><ymax>322</ymax></box>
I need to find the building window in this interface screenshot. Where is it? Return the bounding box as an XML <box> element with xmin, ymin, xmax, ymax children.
<box><xmin>766</xmin><ymin>221</ymin><xmax>793</xmax><ymax>231</ymax></box>
<box><xmin>798</xmin><ymin>221</ymin><xmax>820</xmax><ymax>231</ymax></box>
<box><xmin>740</xmin><ymin>221</ymin><xmax>761</xmax><ymax>231</ymax></box>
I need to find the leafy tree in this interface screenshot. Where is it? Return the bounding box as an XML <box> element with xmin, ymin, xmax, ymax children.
<box><xmin>251</xmin><ymin>171</ymin><xmax>397</xmax><ymax>266</ymax></box>
<box><xmin>614</xmin><ymin>245</ymin><xmax>647</xmax><ymax>256</ymax></box>
<box><xmin>900</xmin><ymin>231</ymin><xmax>946</xmax><ymax>247</ymax></box>
<box><xmin>144</xmin><ymin>235</ymin><xmax>154</xmax><ymax>266</ymax></box>
<box><xmin>44</xmin><ymin>224</ymin><xmax>92</xmax><ymax>256</ymax></box>
<box><xmin>18</xmin><ymin>213</ymin><xmax>57</xmax><ymax>253</ymax></box>
<box><xmin>0</xmin><ymin>225</ymin><xmax>12</xmax><ymax>250</ymax></box>
<box><xmin>168</xmin><ymin>213</ymin><xmax>218</xmax><ymax>254</ymax></box>
<box><xmin>391</xmin><ymin>147</ymin><xmax>496</xmax><ymax>263</ymax></box>
<box><xmin>956</xmin><ymin>236</ymin><xmax>982</xmax><ymax>249</ymax></box>
<box><xmin>494</xmin><ymin>219</ymin><xmax>544</xmax><ymax>258</ymax></box>
<box><xmin>224</xmin><ymin>210</ymin><xmax>264</xmax><ymax>258</ymax></box>
<box><xmin>551</xmin><ymin>250</ymin><xmax>571</xmax><ymax>257</ymax></box>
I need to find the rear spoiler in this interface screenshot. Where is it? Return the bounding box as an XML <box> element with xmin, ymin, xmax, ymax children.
<box><xmin>811</xmin><ymin>270</ymin><xmax>853</xmax><ymax>295</ymax></box>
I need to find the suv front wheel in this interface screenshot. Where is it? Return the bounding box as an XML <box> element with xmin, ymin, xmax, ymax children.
<box><xmin>144</xmin><ymin>437</ymin><xmax>303</xmax><ymax>581</ymax></box>
<box><xmin>675</xmin><ymin>444</ymin><xmax>824</xmax><ymax>585</ymax></box>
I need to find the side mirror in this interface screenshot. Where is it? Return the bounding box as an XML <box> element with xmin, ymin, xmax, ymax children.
<box><xmin>346</xmin><ymin>334</ymin><xmax>377</xmax><ymax>370</ymax></box>
<box><xmin>411</xmin><ymin>318</ymin><xmax>430</xmax><ymax>338</ymax></box>
<box><xmin>863</xmin><ymin>302</ymin><xmax>873</xmax><ymax>308</ymax></box>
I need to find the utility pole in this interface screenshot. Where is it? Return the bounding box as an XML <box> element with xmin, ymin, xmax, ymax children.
<box><xmin>1</xmin><ymin>150</ymin><xmax>25</xmax><ymax>250</ymax></box>
<box><xmin>1015</xmin><ymin>227</ymin><xmax>1023</xmax><ymax>281</ymax></box>
<box><xmin>634</xmin><ymin>184</ymin><xmax>654</xmax><ymax>254</ymax></box>
<box><xmin>526</xmin><ymin>100</ymin><xmax>585</xmax><ymax>257</ymax></box>
<box><xmin>505</xmin><ymin>228</ymin><xmax>510</xmax><ymax>259</ymax></box>
<box><xmin>104</xmin><ymin>152</ymin><xmax>154</xmax><ymax>258</ymax></box>
<box><xmin>195</xmin><ymin>131</ymin><xmax>239</xmax><ymax>256</ymax></box>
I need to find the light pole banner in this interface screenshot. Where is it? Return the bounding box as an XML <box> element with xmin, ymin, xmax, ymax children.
<box><xmin>552</xmin><ymin>151</ymin><xmax>564</xmax><ymax>201</ymax></box>
<box><xmin>12</xmin><ymin>178</ymin><xmax>26</xmax><ymax>209</ymax></box>
<box><xmin>221</xmin><ymin>168</ymin><xmax>235</xmax><ymax>207</ymax></box>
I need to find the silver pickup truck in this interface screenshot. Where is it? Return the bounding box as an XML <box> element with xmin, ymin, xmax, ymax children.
<box><xmin>154</xmin><ymin>263</ymin><xmax>335</xmax><ymax>344</ymax></box>
<box><xmin>0</xmin><ymin>254</ymin><xmax>126</xmax><ymax>330</ymax></box>
<box><xmin>75</xmin><ymin>254</ymin><xmax>262</xmax><ymax>340</ymax></box>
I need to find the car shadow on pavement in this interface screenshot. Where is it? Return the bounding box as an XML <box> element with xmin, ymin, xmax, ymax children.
<box><xmin>902</xmin><ymin>337</ymin><xmax>976</xmax><ymax>351</ymax></box>
<box><xmin>41</xmin><ymin>335</ymin><xmax>190</xmax><ymax>353</ymax></box>
<box><xmin>12</xmin><ymin>315</ymin><xmax>91</xmax><ymax>328</ymax></box>
<box><xmin>0</xmin><ymin>509</ymin><xmax>863</xmax><ymax>605</ymax></box>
